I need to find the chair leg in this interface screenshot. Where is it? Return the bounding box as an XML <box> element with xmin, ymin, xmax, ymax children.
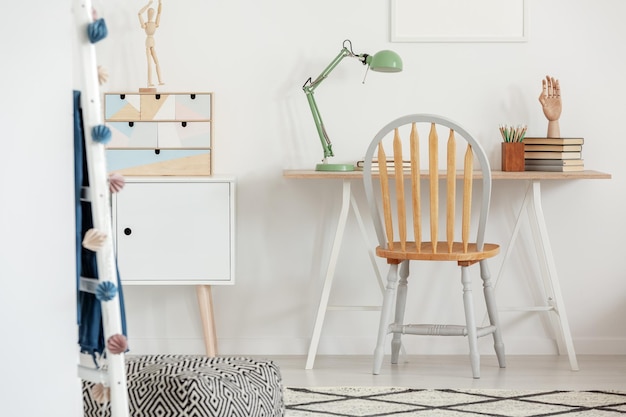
<box><xmin>461</xmin><ymin>266</ymin><xmax>480</xmax><ymax>379</ymax></box>
<box><xmin>373</xmin><ymin>262</ymin><xmax>399</xmax><ymax>375</ymax></box>
<box><xmin>480</xmin><ymin>260</ymin><xmax>506</xmax><ymax>368</ymax></box>
<box><xmin>391</xmin><ymin>260</ymin><xmax>409</xmax><ymax>364</ymax></box>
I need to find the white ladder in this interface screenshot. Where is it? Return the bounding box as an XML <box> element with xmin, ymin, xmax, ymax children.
<box><xmin>73</xmin><ymin>0</ymin><xmax>129</xmax><ymax>416</ymax></box>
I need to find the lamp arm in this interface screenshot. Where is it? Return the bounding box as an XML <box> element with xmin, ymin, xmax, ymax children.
<box><xmin>303</xmin><ymin>47</ymin><xmax>355</xmax><ymax>161</ymax></box>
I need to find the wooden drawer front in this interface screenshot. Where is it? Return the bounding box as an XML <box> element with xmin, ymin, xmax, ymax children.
<box><xmin>106</xmin><ymin>149</ymin><xmax>210</xmax><ymax>174</ymax></box>
<box><xmin>139</xmin><ymin>94</ymin><xmax>175</xmax><ymax>120</ymax></box>
<box><xmin>175</xmin><ymin>93</ymin><xmax>212</xmax><ymax>120</ymax></box>
<box><xmin>158</xmin><ymin>122</ymin><xmax>211</xmax><ymax>148</ymax></box>
<box><xmin>108</xmin><ymin>122</ymin><xmax>157</xmax><ymax>148</ymax></box>
<box><xmin>105</xmin><ymin>94</ymin><xmax>140</xmax><ymax>120</ymax></box>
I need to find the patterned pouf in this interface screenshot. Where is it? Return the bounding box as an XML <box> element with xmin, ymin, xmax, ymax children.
<box><xmin>83</xmin><ymin>355</ymin><xmax>284</xmax><ymax>417</ymax></box>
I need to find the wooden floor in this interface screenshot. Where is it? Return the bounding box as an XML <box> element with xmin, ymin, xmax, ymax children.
<box><xmin>265</xmin><ymin>355</ymin><xmax>626</xmax><ymax>391</ymax></box>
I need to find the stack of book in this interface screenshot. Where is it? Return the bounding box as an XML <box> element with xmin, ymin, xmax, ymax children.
<box><xmin>523</xmin><ymin>137</ymin><xmax>585</xmax><ymax>172</ymax></box>
<box><xmin>355</xmin><ymin>159</ymin><xmax>411</xmax><ymax>171</ymax></box>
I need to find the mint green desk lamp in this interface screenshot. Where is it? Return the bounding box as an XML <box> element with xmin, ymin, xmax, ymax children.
<box><xmin>303</xmin><ymin>39</ymin><xmax>403</xmax><ymax>171</ymax></box>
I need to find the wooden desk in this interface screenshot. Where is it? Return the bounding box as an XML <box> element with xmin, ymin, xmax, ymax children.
<box><xmin>284</xmin><ymin>169</ymin><xmax>611</xmax><ymax>181</ymax></box>
<box><xmin>284</xmin><ymin>169</ymin><xmax>611</xmax><ymax>370</ymax></box>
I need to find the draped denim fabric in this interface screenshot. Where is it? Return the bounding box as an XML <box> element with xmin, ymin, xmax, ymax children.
<box><xmin>74</xmin><ymin>90</ymin><xmax>127</xmax><ymax>360</ymax></box>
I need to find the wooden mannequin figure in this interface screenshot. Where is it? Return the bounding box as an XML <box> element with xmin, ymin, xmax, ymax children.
<box><xmin>538</xmin><ymin>75</ymin><xmax>561</xmax><ymax>138</ymax></box>
<box><xmin>138</xmin><ymin>0</ymin><xmax>164</xmax><ymax>87</ymax></box>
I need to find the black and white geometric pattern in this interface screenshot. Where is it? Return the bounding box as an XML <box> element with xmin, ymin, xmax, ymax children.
<box><xmin>83</xmin><ymin>355</ymin><xmax>284</xmax><ymax>417</ymax></box>
<box><xmin>284</xmin><ymin>387</ymin><xmax>626</xmax><ymax>416</ymax></box>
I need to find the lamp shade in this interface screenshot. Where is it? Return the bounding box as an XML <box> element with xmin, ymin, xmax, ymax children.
<box><xmin>368</xmin><ymin>50</ymin><xmax>403</xmax><ymax>73</ymax></box>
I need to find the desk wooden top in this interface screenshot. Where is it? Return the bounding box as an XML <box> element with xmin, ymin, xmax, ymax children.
<box><xmin>283</xmin><ymin>169</ymin><xmax>612</xmax><ymax>180</ymax></box>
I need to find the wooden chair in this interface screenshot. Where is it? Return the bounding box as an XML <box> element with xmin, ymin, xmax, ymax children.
<box><xmin>362</xmin><ymin>114</ymin><xmax>506</xmax><ymax>378</ymax></box>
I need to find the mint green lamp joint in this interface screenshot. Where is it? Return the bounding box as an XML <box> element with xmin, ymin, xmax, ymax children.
<box><xmin>302</xmin><ymin>39</ymin><xmax>403</xmax><ymax>172</ymax></box>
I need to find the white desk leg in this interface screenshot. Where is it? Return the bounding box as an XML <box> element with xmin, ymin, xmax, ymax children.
<box><xmin>527</xmin><ymin>180</ymin><xmax>579</xmax><ymax>371</ymax></box>
<box><xmin>306</xmin><ymin>179</ymin><xmax>352</xmax><ymax>370</ymax></box>
<box><xmin>489</xmin><ymin>180</ymin><xmax>579</xmax><ymax>371</ymax></box>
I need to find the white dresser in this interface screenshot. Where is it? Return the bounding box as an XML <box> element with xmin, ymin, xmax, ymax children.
<box><xmin>104</xmin><ymin>91</ymin><xmax>232</xmax><ymax>356</ymax></box>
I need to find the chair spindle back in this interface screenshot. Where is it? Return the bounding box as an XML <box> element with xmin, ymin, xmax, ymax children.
<box><xmin>363</xmin><ymin>115</ymin><xmax>492</xmax><ymax>255</ymax></box>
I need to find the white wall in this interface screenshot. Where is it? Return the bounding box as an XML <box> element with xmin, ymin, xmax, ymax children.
<box><xmin>6</xmin><ymin>2</ymin><xmax>621</xmax><ymax>415</ymax></box>
<box><xmin>90</xmin><ymin>0</ymin><xmax>626</xmax><ymax>357</ymax></box>
<box><xmin>0</xmin><ymin>2</ymin><xmax>81</xmax><ymax>416</ymax></box>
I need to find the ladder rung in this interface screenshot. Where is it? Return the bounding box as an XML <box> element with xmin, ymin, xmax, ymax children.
<box><xmin>80</xmin><ymin>186</ymin><xmax>91</xmax><ymax>202</ymax></box>
<box><xmin>327</xmin><ymin>305</ymin><xmax>382</xmax><ymax>311</ymax></box>
<box><xmin>78</xmin><ymin>365</ymin><xmax>109</xmax><ymax>384</ymax></box>
<box><xmin>79</xmin><ymin>276</ymin><xmax>98</xmax><ymax>294</ymax></box>
<box><xmin>500</xmin><ymin>306</ymin><xmax>555</xmax><ymax>312</ymax></box>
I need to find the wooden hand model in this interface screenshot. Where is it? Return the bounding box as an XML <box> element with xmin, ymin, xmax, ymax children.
<box><xmin>538</xmin><ymin>75</ymin><xmax>561</xmax><ymax>138</ymax></box>
<box><xmin>139</xmin><ymin>0</ymin><xmax>164</xmax><ymax>87</ymax></box>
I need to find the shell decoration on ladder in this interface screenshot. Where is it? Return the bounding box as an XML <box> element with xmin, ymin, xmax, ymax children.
<box><xmin>82</xmin><ymin>228</ymin><xmax>107</xmax><ymax>252</ymax></box>
<box><xmin>91</xmin><ymin>124</ymin><xmax>111</xmax><ymax>145</ymax></box>
<box><xmin>107</xmin><ymin>334</ymin><xmax>128</xmax><ymax>355</ymax></box>
<box><xmin>91</xmin><ymin>383</ymin><xmax>111</xmax><ymax>404</ymax></box>
<box><xmin>108</xmin><ymin>172</ymin><xmax>125</xmax><ymax>193</ymax></box>
<box><xmin>95</xmin><ymin>281</ymin><xmax>118</xmax><ymax>302</ymax></box>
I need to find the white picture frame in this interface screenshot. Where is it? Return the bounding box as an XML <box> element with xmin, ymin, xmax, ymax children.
<box><xmin>391</xmin><ymin>0</ymin><xmax>528</xmax><ymax>43</ymax></box>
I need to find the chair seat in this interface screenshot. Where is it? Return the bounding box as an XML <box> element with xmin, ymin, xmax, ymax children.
<box><xmin>376</xmin><ymin>242</ymin><xmax>500</xmax><ymax>262</ymax></box>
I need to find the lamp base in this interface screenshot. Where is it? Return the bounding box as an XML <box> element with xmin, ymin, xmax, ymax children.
<box><xmin>315</xmin><ymin>163</ymin><xmax>355</xmax><ymax>172</ymax></box>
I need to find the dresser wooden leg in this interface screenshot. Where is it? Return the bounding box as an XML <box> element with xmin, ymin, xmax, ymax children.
<box><xmin>196</xmin><ymin>285</ymin><xmax>218</xmax><ymax>356</ymax></box>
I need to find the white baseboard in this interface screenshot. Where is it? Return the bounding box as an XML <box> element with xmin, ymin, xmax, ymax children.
<box><xmin>573</xmin><ymin>338</ymin><xmax>626</xmax><ymax>355</ymax></box>
<box><xmin>125</xmin><ymin>336</ymin><xmax>626</xmax><ymax>356</ymax></box>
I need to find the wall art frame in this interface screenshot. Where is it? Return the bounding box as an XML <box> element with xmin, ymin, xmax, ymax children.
<box><xmin>391</xmin><ymin>0</ymin><xmax>528</xmax><ymax>43</ymax></box>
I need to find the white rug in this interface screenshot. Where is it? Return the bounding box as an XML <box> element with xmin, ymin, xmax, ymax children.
<box><xmin>284</xmin><ymin>387</ymin><xmax>626</xmax><ymax>416</ymax></box>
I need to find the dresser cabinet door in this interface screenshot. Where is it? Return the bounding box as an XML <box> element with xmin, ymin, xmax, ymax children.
<box><xmin>113</xmin><ymin>180</ymin><xmax>232</xmax><ymax>283</ymax></box>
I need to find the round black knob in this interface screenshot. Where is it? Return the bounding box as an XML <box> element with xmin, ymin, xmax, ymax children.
<box><xmin>123</xmin><ymin>228</ymin><xmax>132</xmax><ymax>236</ymax></box>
